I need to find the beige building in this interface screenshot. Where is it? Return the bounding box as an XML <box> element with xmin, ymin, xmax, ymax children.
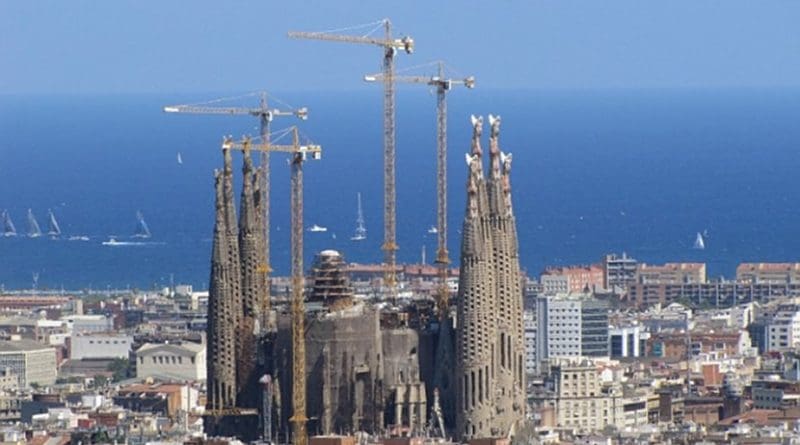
<box><xmin>0</xmin><ymin>339</ymin><xmax>57</xmax><ymax>387</ymax></box>
<box><xmin>548</xmin><ymin>358</ymin><xmax>650</xmax><ymax>432</ymax></box>
<box><xmin>636</xmin><ymin>262</ymin><xmax>706</xmax><ymax>285</ymax></box>
<box><xmin>737</xmin><ymin>263</ymin><xmax>800</xmax><ymax>284</ymax></box>
<box><xmin>135</xmin><ymin>342</ymin><xmax>206</xmax><ymax>382</ymax></box>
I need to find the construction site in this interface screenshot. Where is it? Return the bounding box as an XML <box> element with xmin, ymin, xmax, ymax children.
<box><xmin>162</xmin><ymin>18</ymin><xmax>527</xmax><ymax>445</ymax></box>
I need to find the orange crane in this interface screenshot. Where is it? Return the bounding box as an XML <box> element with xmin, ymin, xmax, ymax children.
<box><xmin>164</xmin><ymin>93</ymin><xmax>308</xmax><ymax>321</ymax></box>
<box><xmin>289</xmin><ymin>19</ymin><xmax>414</xmax><ymax>300</ymax></box>
<box><xmin>223</xmin><ymin>128</ymin><xmax>321</xmax><ymax>445</ymax></box>
<box><xmin>365</xmin><ymin>62</ymin><xmax>475</xmax><ymax>317</ymax></box>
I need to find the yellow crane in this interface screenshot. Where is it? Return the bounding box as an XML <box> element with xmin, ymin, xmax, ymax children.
<box><xmin>365</xmin><ymin>62</ymin><xmax>475</xmax><ymax>317</ymax></box>
<box><xmin>223</xmin><ymin>128</ymin><xmax>321</xmax><ymax>445</ymax></box>
<box><xmin>289</xmin><ymin>19</ymin><xmax>414</xmax><ymax>300</ymax></box>
<box><xmin>165</xmin><ymin>92</ymin><xmax>308</xmax><ymax>320</ymax></box>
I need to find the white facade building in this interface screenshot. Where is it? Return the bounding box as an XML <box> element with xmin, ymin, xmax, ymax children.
<box><xmin>61</xmin><ymin>315</ymin><xmax>113</xmax><ymax>334</ymax></box>
<box><xmin>71</xmin><ymin>333</ymin><xmax>133</xmax><ymax>360</ymax></box>
<box><xmin>767</xmin><ymin>305</ymin><xmax>800</xmax><ymax>351</ymax></box>
<box><xmin>0</xmin><ymin>339</ymin><xmax>57</xmax><ymax>387</ymax></box>
<box><xmin>533</xmin><ymin>294</ymin><xmax>609</xmax><ymax>374</ymax></box>
<box><xmin>135</xmin><ymin>342</ymin><xmax>206</xmax><ymax>381</ymax></box>
<box><xmin>609</xmin><ymin>326</ymin><xmax>642</xmax><ymax>358</ymax></box>
<box><xmin>547</xmin><ymin>358</ymin><xmax>649</xmax><ymax>432</ymax></box>
<box><xmin>524</xmin><ymin>310</ymin><xmax>537</xmax><ymax>375</ymax></box>
<box><xmin>541</xmin><ymin>275</ymin><xmax>569</xmax><ymax>295</ymax></box>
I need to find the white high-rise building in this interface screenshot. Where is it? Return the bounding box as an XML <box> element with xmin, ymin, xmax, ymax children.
<box><xmin>767</xmin><ymin>304</ymin><xmax>800</xmax><ymax>351</ymax></box>
<box><xmin>532</xmin><ymin>294</ymin><xmax>609</xmax><ymax>374</ymax></box>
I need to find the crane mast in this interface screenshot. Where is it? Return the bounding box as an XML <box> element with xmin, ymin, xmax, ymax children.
<box><xmin>365</xmin><ymin>62</ymin><xmax>475</xmax><ymax>317</ymax></box>
<box><xmin>290</xmin><ymin>143</ymin><xmax>307</xmax><ymax>445</ymax></box>
<box><xmin>289</xmin><ymin>19</ymin><xmax>413</xmax><ymax>301</ymax></box>
<box><xmin>165</xmin><ymin>93</ymin><xmax>308</xmax><ymax>326</ymax></box>
<box><xmin>224</xmin><ymin>128</ymin><xmax>321</xmax><ymax>445</ymax></box>
<box><xmin>382</xmin><ymin>19</ymin><xmax>399</xmax><ymax>301</ymax></box>
<box><xmin>435</xmin><ymin>62</ymin><xmax>449</xmax><ymax>319</ymax></box>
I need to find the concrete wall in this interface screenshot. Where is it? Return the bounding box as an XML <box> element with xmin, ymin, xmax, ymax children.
<box><xmin>135</xmin><ymin>344</ymin><xmax>206</xmax><ymax>381</ymax></box>
<box><xmin>71</xmin><ymin>334</ymin><xmax>133</xmax><ymax>360</ymax></box>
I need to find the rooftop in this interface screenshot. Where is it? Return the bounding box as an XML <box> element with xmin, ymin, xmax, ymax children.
<box><xmin>0</xmin><ymin>338</ymin><xmax>53</xmax><ymax>353</ymax></box>
<box><xmin>737</xmin><ymin>263</ymin><xmax>800</xmax><ymax>273</ymax></box>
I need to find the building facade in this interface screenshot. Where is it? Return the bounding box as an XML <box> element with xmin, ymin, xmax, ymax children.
<box><xmin>602</xmin><ymin>253</ymin><xmax>638</xmax><ymax>291</ymax></box>
<box><xmin>533</xmin><ymin>293</ymin><xmax>610</xmax><ymax>372</ymax></box>
<box><xmin>135</xmin><ymin>342</ymin><xmax>206</xmax><ymax>381</ymax></box>
<box><xmin>541</xmin><ymin>265</ymin><xmax>604</xmax><ymax>294</ymax></box>
<box><xmin>70</xmin><ymin>334</ymin><xmax>133</xmax><ymax>360</ymax></box>
<box><xmin>737</xmin><ymin>263</ymin><xmax>800</xmax><ymax>284</ymax></box>
<box><xmin>636</xmin><ymin>263</ymin><xmax>706</xmax><ymax>285</ymax></box>
<box><xmin>0</xmin><ymin>339</ymin><xmax>57</xmax><ymax>387</ymax></box>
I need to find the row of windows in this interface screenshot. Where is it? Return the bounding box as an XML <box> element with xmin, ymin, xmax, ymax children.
<box><xmin>139</xmin><ymin>355</ymin><xmax>195</xmax><ymax>365</ymax></box>
<box><xmin>87</xmin><ymin>339</ymin><xmax>129</xmax><ymax>345</ymax></box>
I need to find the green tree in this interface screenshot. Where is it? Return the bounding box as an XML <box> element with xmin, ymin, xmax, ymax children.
<box><xmin>93</xmin><ymin>375</ymin><xmax>109</xmax><ymax>388</ymax></box>
<box><xmin>107</xmin><ymin>358</ymin><xmax>131</xmax><ymax>382</ymax></box>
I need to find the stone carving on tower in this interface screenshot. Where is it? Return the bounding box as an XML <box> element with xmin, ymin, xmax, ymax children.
<box><xmin>237</xmin><ymin>146</ymin><xmax>262</xmax><ymax>408</ymax></box>
<box><xmin>205</xmin><ymin>147</ymin><xmax>266</xmax><ymax>439</ymax></box>
<box><xmin>454</xmin><ymin>115</ymin><xmax>526</xmax><ymax>441</ymax></box>
<box><xmin>207</xmin><ymin>167</ymin><xmax>239</xmax><ymax>414</ymax></box>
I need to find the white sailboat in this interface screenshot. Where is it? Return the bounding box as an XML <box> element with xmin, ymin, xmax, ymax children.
<box><xmin>133</xmin><ymin>211</ymin><xmax>152</xmax><ymax>238</ymax></box>
<box><xmin>693</xmin><ymin>232</ymin><xmax>705</xmax><ymax>250</ymax></box>
<box><xmin>351</xmin><ymin>192</ymin><xmax>366</xmax><ymax>241</ymax></box>
<box><xmin>2</xmin><ymin>210</ymin><xmax>16</xmax><ymax>237</ymax></box>
<box><xmin>27</xmin><ymin>209</ymin><xmax>42</xmax><ymax>238</ymax></box>
<box><xmin>47</xmin><ymin>209</ymin><xmax>62</xmax><ymax>237</ymax></box>
<box><xmin>177</xmin><ymin>152</ymin><xmax>183</xmax><ymax>165</ymax></box>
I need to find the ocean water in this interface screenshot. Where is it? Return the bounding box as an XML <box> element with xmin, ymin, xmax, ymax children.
<box><xmin>1</xmin><ymin>88</ymin><xmax>799</xmax><ymax>291</ymax></box>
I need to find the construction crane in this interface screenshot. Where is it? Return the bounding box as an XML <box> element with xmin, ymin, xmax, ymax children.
<box><xmin>223</xmin><ymin>128</ymin><xmax>321</xmax><ymax>445</ymax></box>
<box><xmin>165</xmin><ymin>92</ymin><xmax>308</xmax><ymax>322</ymax></box>
<box><xmin>289</xmin><ymin>19</ymin><xmax>414</xmax><ymax>300</ymax></box>
<box><xmin>365</xmin><ymin>62</ymin><xmax>475</xmax><ymax>317</ymax></box>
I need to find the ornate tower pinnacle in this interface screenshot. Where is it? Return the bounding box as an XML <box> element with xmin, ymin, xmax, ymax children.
<box><xmin>488</xmin><ymin>114</ymin><xmax>502</xmax><ymax>180</ymax></box>
<box><xmin>455</xmin><ymin>115</ymin><xmax>525</xmax><ymax>441</ymax></box>
<box><xmin>207</xmin><ymin>168</ymin><xmax>238</xmax><ymax>413</ymax></box>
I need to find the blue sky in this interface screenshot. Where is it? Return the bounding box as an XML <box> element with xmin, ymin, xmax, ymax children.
<box><xmin>2</xmin><ymin>1</ymin><xmax>800</xmax><ymax>94</ymax></box>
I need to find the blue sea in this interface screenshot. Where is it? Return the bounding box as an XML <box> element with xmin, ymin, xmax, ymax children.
<box><xmin>1</xmin><ymin>88</ymin><xmax>799</xmax><ymax>291</ymax></box>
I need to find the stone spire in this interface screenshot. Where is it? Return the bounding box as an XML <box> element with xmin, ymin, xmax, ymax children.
<box><xmin>222</xmin><ymin>146</ymin><xmax>243</xmax><ymax>356</ymax></box>
<box><xmin>207</xmin><ymin>169</ymin><xmax>238</xmax><ymax>413</ymax></box>
<box><xmin>485</xmin><ymin>115</ymin><xmax>526</xmax><ymax>433</ymax></box>
<box><xmin>455</xmin><ymin>115</ymin><xmax>525</xmax><ymax>441</ymax></box>
<box><xmin>455</xmin><ymin>115</ymin><xmax>497</xmax><ymax>440</ymax></box>
<box><xmin>237</xmin><ymin>147</ymin><xmax>261</xmax><ymax>407</ymax></box>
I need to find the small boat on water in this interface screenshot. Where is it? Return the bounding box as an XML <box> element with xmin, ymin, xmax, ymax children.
<box><xmin>103</xmin><ymin>237</ymin><xmax>151</xmax><ymax>246</ymax></box>
<box><xmin>177</xmin><ymin>152</ymin><xmax>183</xmax><ymax>165</ymax></box>
<box><xmin>2</xmin><ymin>210</ymin><xmax>16</xmax><ymax>237</ymax></box>
<box><xmin>68</xmin><ymin>235</ymin><xmax>89</xmax><ymax>242</ymax></box>
<box><xmin>428</xmin><ymin>226</ymin><xmax>438</xmax><ymax>234</ymax></box>
<box><xmin>133</xmin><ymin>211</ymin><xmax>152</xmax><ymax>239</ymax></box>
<box><xmin>693</xmin><ymin>232</ymin><xmax>705</xmax><ymax>250</ymax></box>
<box><xmin>308</xmin><ymin>224</ymin><xmax>327</xmax><ymax>233</ymax></box>
<box><xmin>47</xmin><ymin>209</ymin><xmax>62</xmax><ymax>237</ymax></box>
<box><xmin>351</xmin><ymin>192</ymin><xmax>366</xmax><ymax>241</ymax></box>
<box><xmin>103</xmin><ymin>237</ymin><xmax>122</xmax><ymax>246</ymax></box>
<box><xmin>27</xmin><ymin>209</ymin><xmax>42</xmax><ymax>238</ymax></box>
